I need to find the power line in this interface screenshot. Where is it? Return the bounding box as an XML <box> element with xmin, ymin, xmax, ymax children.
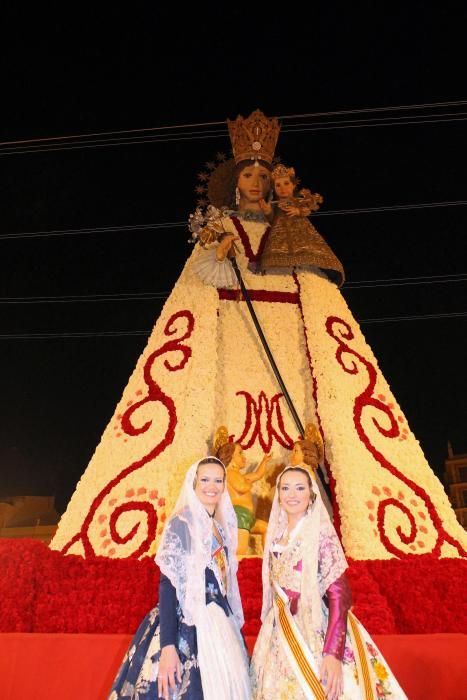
<box><xmin>279</xmin><ymin>99</ymin><xmax>467</xmax><ymax>120</ymax></box>
<box><xmin>0</xmin><ymin>331</ymin><xmax>148</xmax><ymax>340</ymax></box>
<box><xmin>1</xmin><ymin>115</ymin><xmax>466</xmax><ymax>156</ymax></box>
<box><xmin>0</xmin><ymin>123</ymin><xmax>226</xmax><ymax>147</ymax></box>
<box><xmin>1</xmin><ymin>199</ymin><xmax>466</xmax><ymax>242</ymax></box>
<box><xmin>284</xmin><ymin>110</ymin><xmax>467</xmax><ymax>132</ymax></box>
<box><xmin>314</xmin><ymin>200</ymin><xmax>467</xmax><ymax>217</ymax></box>
<box><xmin>347</xmin><ymin>272</ymin><xmax>467</xmax><ymax>284</ymax></box>
<box><xmin>283</xmin><ymin>114</ymin><xmax>467</xmax><ymax>134</ymax></box>
<box><xmin>0</xmin><ymin>310</ymin><xmax>465</xmax><ymax>340</ymax></box>
<box><xmin>1</xmin><ymin>105</ymin><xmax>467</xmax><ymax>156</ymax></box>
<box><xmin>359</xmin><ymin>311</ymin><xmax>467</xmax><ymax>324</ymax></box>
<box><xmin>0</xmin><ymin>132</ymin><xmax>227</xmax><ymax>157</ymax></box>
<box><xmin>345</xmin><ymin>273</ymin><xmax>467</xmax><ymax>289</ymax></box>
<box><xmin>0</xmin><ymin>126</ymin><xmax>228</xmax><ymax>155</ymax></box>
<box><xmin>0</xmin><ymin>221</ymin><xmax>184</xmax><ymax>241</ymax></box>
<box><xmin>0</xmin><ymin>273</ymin><xmax>466</xmax><ymax>305</ymax></box>
<box><xmin>1</xmin><ymin>98</ymin><xmax>466</xmax><ymax>148</ymax></box>
<box><xmin>0</xmin><ymin>292</ymin><xmax>170</xmax><ymax>304</ymax></box>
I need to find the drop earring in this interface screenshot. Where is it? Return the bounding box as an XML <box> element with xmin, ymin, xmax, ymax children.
<box><xmin>235</xmin><ymin>187</ymin><xmax>240</xmax><ymax>206</ymax></box>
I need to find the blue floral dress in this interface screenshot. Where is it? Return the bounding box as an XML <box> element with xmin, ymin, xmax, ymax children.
<box><xmin>108</xmin><ymin>535</ymin><xmax>236</xmax><ymax>699</ymax></box>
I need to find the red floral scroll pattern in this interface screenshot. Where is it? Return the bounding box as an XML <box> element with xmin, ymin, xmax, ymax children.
<box><xmin>61</xmin><ymin>310</ymin><xmax>195</xmax><ymax>559</ymax></box>
<box><xmin>377</xmin><ymin>499</ymin><xmax>417</xmax><ymax>552</ymax></box>
<box><xmin>293</xmin><ymin>273</ymin><xmax>342</xmax><ymax>537</ymax></box>
<box><xmin>234</xmin><ymin>391</ymin><xmax>294</xmax><ymax>452</ymax></box>
<box><xmin>326</xmin><ymin>315</ymin><xmax>466</xmax><ymax>558</ymax></box>
<box><xmin>108</xmin><ymin>502</ymin><xmax>158</xmax><ymax>559</ymax></box>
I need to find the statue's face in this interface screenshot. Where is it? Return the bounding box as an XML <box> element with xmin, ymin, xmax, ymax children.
<box><xmin>237</xmin><ymin>164</ymin><xmax>271</xmax><ymax>204</ymax></box>
<box><xmin>278</xmin><ymin>469</ymin><xmax>311</xmax><ymax>516</ymax></box>
<box><xmin>231</xmin><ymin>443</ymin><xmax>247</xmax><ymax>470</ymax></box>
<box><xmin>274</xmin><ymin>175</ymin><xmax>294</xmax><ymax>199</ymax></box>
<box><xmin>290</xmin><ymin>442</ymin><xmax>304</xmax><ymax>466</ymax></box>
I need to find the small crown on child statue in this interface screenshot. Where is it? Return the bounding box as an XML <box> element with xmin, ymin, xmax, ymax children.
<box><xmin>227</xmin><ymin>109</ymin><xmax>280</xmax><ymax>165</ymax></box>
<box><xmin>271</xmin><ymin>164</ymin><xmax>296</xmax><ymax>180</ymax></box>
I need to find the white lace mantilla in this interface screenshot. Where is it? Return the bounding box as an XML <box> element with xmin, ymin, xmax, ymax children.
<box><xmin>155</xmin><ymin>459</ymin><xmax>244</xmax><ymax>628</ymax></box>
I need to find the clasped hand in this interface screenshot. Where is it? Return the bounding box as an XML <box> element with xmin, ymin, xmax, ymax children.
<box><xmin>278</xmin><ymin>202</ymin><xmax>301</xmax><ymax>216</ymax></box>
<box><xmin>216</xmin><ymin>234</ymin><xmax>239</xmax><ymax>261</ymax></box>
<box><xmin>258</xmin><ymin>198</ymin><xmax>272</xmax><ymax>216</ymax></box>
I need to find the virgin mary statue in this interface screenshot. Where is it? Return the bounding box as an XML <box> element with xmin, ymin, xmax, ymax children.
<box><xmin>51</xmin><ymin>110</ymin><xmax>466</xmax><ymax>563</ymax></box>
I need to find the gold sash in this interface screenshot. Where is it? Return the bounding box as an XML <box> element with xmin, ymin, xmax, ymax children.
<box><xmin>347</xmin><ymin>611</ymin><xmax>378</xmax><ymax>700</ymax></box>
<box><xmin>273</xmin><ymin>582</ymin><xmax>327</xmax><ymax>700</ymax></box>
<box><xmin>273</xmin><ymin>583</ymin><xmax>379</xmax><ymax>699</ymax></box>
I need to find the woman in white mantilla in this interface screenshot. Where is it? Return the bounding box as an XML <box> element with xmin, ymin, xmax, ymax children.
<box><xmin>250</xmin><ymin>464</ymin><xmax>408</xmax><ymax>700</ymax></box>
<box><xmin>108</xmin><ymin>457</ymin><xmax>250</xmax><ymax>700</ymax></box>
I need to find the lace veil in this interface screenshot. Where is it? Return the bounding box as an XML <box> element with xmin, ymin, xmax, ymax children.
<box><xmin>155</xmin><ymin>457</ymin><xmax>244</xmax><ymax>628</ymax></box>
<box><xmin>260</xmin><ymin>466</ymin><xmax>347</xmax><ymax>630</ymax></box>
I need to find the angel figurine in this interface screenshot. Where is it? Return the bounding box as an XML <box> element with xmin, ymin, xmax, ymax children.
<box><xmin>214</xmin><ymin>426</ymin><xmax>273</xmax><ymax>555</ymax></box>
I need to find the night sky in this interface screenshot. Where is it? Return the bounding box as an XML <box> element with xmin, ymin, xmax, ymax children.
<box><xmin>1</xmin><ymin>4</ymin><xmax>466</xmax><ymax>513</ymax></box>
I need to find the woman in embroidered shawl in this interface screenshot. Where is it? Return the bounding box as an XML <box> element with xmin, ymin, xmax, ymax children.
<box><xmin>108</xmin><ymin>457</ymin><xmax>250</xmax><ymax>700</ymax></box>
<box><xmin>250</xmin><ymin>465</ymin><xmax>408</xmax><ymax>700</ymax></box>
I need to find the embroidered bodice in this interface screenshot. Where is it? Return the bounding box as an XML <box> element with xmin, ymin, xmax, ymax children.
<box><xmin>268</xmin><ymin>518</ymin><xmax>352</xmax><ymax>659</ymax></box>
<box><xmin>270</xmin><ymin>538</ymin><xmax>303</xmax><ymax>595</ymax></box>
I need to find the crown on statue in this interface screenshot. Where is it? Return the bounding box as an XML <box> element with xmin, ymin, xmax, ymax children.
<box><xmin>272</xmin><ymin>163</ymin><xmax>296</xmax><ymax>180</ymax></box>
<box><xmin>227</xmin><ymin>109</ymin><xmax>280</xmax><ymax>164</ymax></box>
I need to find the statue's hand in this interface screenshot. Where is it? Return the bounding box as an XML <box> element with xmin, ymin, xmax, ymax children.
<box><xmin>216</xmin><ymin>234</ymin><xmax>239</xmax><ymax>261</ymax></box>
<box><xmin>258</xmin><ymin>453</ymin><xmax>273</xmax><ymax>470</ymax></box>
<box><xmin>279</xmin><ymin>203</ymin><xmax>301</xmax><ymax>217</ymax></box>
<box><xmin>246</xmin><ymin>454</ymin><xmax>273</xmax><ymax>483</ymax></box>
<box><xmin>258</xmin><ymin>198</ymin><xmax>272</xmax><ymax>216</ymax></box>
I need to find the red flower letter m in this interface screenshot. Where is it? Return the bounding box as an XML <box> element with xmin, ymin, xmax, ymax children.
<box><xmin>235</xmin><ymin>391</ymin><xmax>293</xmax><ymax>452</ymax></box>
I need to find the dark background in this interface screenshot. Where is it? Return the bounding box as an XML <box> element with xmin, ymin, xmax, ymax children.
<box><xmin>0</xmin><ymin>3</ymin><xmax>466</xmax><ymax>513</ymax></box>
